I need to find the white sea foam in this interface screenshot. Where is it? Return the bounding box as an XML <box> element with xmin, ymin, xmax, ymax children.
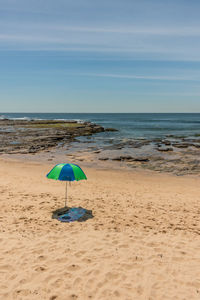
<box><xmin>11</xmin><ymin>117</ymin><xmax>32</xmax><ymax>121</ymax></box>
<box><xmin>0</xmin><ymin>115</ymin><xmax>33</xmax><ymax>121</ymax></box>
<box><xmin>0</xmin><ymin>115</ymin><xmax>85</xmax><ymax>122</ymax></box>
<box><xmin>53</xmin><ymin>118</ymin><xmax>84</xmax><ymax>123</ymax></box>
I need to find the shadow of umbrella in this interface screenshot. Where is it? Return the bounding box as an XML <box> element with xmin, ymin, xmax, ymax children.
<box><xmin>52</xmin><ymin>206</ymin><xmax>94</xmax><ymax>222</ymax></box>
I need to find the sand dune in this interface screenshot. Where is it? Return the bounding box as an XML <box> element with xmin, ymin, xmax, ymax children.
<box><xmin>0</xmin><ymin>158</ymin><xmax>200</xmax><ymax>299</ymax></box>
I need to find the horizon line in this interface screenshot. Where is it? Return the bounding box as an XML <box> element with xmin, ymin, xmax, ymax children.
<box><xmin>1</xmin><ymin>112</ymin><xmax>200</xmax><ymax>114</ymax></box>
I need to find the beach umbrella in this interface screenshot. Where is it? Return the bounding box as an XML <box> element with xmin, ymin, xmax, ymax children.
<box><xmin>46</xmin><ymin>163</ymin><xmax>87</xmax><ymax>207</ymax></box>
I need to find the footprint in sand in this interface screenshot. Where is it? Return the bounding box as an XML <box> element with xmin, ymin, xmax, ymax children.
<box><xmin>67</xmin><ymin>264</ymin><xmax>80</xmax><ymax>271</ymax></box>
<box><xmin>13</xmin><ymin>289</ymin><xmax>30</xmax><ymax>297</ymax></box>
<box><xmin>113</xmin><ymin>290</ymin><xmax>121</xmax><ymax>297</ymax></box>
<box><xmin>75</xmin><ymin>250</ymin><xmax>86</xmax><ymax>258</ymax></box>
<box><xmin>51</xmin><ymin>279</ymin><xmax>64</xmax><ymax>288</ymax></box>
<box><xmin>118</xmin><ymin>244</ymin><xmax>129</xmax><ymax>249</ymax></box>
<box><xmin>105</xmin><ymin>271</ymin><xmax>120</xmax><ymax>280</ymax></box>
<box><xmin>68</xmin><ymin>294</ymin><xmax>78</xmax><ymax>300</ymax></box>
<box><xmin>73</xmin><ymin>277</ymin><xmax>82</xmax><ymax>288</ymax></box>
<box><xmin>0</xmin><ymin>264</ymin><xmax>13</xmax><ymax>272</ymax></box>
<box><xmin>34</xmin><ymin>265</ymin><xmax>47</xmax><ymax>272</ymax></box>
<box><xmin>37</xmin><ymin>255</ymin><xmax>46</xmax><ymax>262</ymax></box>
<box><xmin>49</xmin><ymin>296</ymin><xmax>58</xmax><ymax>300</ymax></box>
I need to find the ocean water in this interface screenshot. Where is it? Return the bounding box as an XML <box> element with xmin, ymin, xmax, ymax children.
<box><xmin>1</xmin><ymin>113</ymin><xmax>200</xmax><ymax>141</ymax></box>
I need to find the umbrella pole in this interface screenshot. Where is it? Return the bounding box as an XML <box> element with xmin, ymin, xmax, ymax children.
<box><xmin>65</xmin><ymin>182</ymin><xmax>67</xmax><ymax>207</ymax></box>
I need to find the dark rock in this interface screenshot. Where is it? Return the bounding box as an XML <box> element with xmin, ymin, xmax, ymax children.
<box><xmin>112</xmin><ymin>155</ymin><xmax>149</xmax><ymax>162</ymax></box>
<box><xmin>112</xmin><ymin>155</ymin><xmax>133</xmax><ymax>161</ymax></box>
<box><xmin>162</xmin><ymin>140</ymin><xmax>171</xmax><ymax>146</ymax></box>
<box><xmin>156</xmin><ymin>147</ymin><xmax>173</xmax><ymax>152</ymax></box>
<box><xmin>112</xmin><ymin>157</ymin><xmax>122</xmax><ymax>161</ymax></box>
<box><xmin>172</xmin><ymin>143</ymin><xmax>189</xmax><ymax>148</ymax></box>
<box><xmin>132</xmin><ymin>158</ymin><xmax>150</xmax><ymax>162</ymax></box>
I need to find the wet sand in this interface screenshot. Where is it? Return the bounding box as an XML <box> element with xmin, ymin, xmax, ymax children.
<box><xmin>0</xmin><ymin>158</ymin><xmax>200</xmax><ymax>299</ymax></box>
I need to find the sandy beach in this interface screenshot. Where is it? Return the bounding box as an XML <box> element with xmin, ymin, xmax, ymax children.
<box><xmin>2</xmin><ymin>0</ymin><xmax>200</xmax><ymax>297</ymax></box>
<box><xmin>0</xmin><ymin>157</ymin><xmax>200</xmax><ymax>299</ymax></box>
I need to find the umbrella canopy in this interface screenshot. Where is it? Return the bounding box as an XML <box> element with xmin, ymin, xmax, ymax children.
<box><xmin>46</xmin><ymin>163</ymin><xmax>87</xmax><ymax>181</ymax></box>
<box><xmin>46</xmin><ymin>163</ymin><xmax>87</xmax><ymax>207</ymax></box>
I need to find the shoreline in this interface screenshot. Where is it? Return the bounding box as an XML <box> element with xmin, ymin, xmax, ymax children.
<box><xmin>0</xmin><ymin>117</ymin><xmax>200</xmax><ymax>176</ymax></box>
<box><xmin>1</xmin><ymin>148</ymin><xmax>200</xmax><ymax>178</ymax></box>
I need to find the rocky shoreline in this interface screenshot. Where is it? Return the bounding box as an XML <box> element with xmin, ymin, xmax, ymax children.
<box><xmin>96</xmin><ymin>136</ymin><xmax>200</xmax><ymax>175</ymax></box>
<box><xmin>0</xmin><ymin>119</ymin><xmax>200</xmax><ymax>175</ymax></box>
<box><xmin>0</xmin><ymin>119</ymin><xmax>109</xmax><ymax>154</ymax></box>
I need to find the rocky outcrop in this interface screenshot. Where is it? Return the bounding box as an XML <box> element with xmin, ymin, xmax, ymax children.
<box><xmin>0</xmin><ymin>119</ymin><xmax>106</xmax><ymax>154</ymax></box>
<box><xmin>104</xmin><ymin>128</ymin><xmax>119</xmax><ymax>132</ymax></box>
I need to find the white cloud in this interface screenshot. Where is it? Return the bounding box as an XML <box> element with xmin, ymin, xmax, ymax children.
<box><xmin>77</xmin><ymin>72</ymin><xmax>200</xmax><ymax>82</ymax></box>
<box><xmin>48</xmin><ymin>25</ymin><xmax>200</xmax><ymax>37</ymax></box>
<box><xmin>2</xmin><ymin>21</ymin><xmax>200</xmax><ymax>36</ymax></box>
<box><xmin>0</xmin><ymin>34</ymin><xmax>65</xmax><ymax>43</ymax></box>
<box><xmin>1</xmin><ymin>20</ymin><xmax>200</xmax><ymax>62</ymax></box>
<box><xmin>0</xmin><ymin>32</ymin><xmax>199</xmax><ymax>59</ymax></box>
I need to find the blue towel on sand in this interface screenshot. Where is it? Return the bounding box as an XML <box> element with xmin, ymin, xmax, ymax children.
<box><xmin>58</xmin><ymin>207</ymin><xmax>86</xmax><ymax>222</ymax></box>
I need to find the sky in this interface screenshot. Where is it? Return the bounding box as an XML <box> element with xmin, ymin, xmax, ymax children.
<box><xmin>0</xmin><ymin>0</ymin><xmax>200</xmax><ymax>113</ymax></box>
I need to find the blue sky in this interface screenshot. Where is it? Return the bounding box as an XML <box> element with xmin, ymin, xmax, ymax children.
<box><xmin>1</xmin><ymin>0</ymin><xmax>200</xmax><ymax>112</ymax></box>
